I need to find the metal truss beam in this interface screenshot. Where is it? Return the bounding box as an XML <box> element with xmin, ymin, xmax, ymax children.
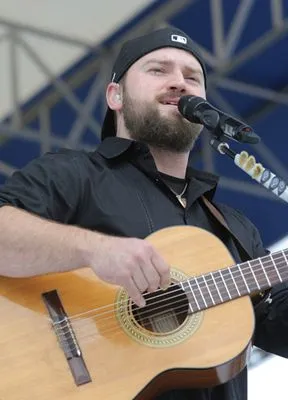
<box><xmin>271</xmin><ymin>0</ymin><xmax>284</xmax><ymax>28</ymax></box>
<box><xmin>210</xmin><ymin>0</ymin><xmax>226</xmax><ymax>63</ymax></box>
<box><xmin>0</xmin><ymin>123</ymin><xmax>95</xmax><ymax>152</ymax></box>
<box><xmin>15</xmin><ymin>34</ymin><xmax>102</xmax><ymax>137</ymax></box>
<box><xmin>247</xmin><ymin>85</ymin><xmax>288</xmax><ymax>124</ymax></box>
<box><xmin>224</xmin><ymin>0</ymin><xmax>256</xmax><ymax>59</ymax></box>
<box><xmin>0</xmin><ymin>17</ymin><xmax>93</xmax><ymax>49</ymax></box>
<box><xmin>0</xmin><ymin>0</ymin><xmax>193</xmax><ymax>158</ymax></box>
<box><xmin>215</xmin><ymin>78</ymin><xmax>288</xmax><ymax>106</ymax></box>
<box><xmin>209</xmin><ymin>17</ymin><xmax>288</xmax><ymax>81</ymax></box>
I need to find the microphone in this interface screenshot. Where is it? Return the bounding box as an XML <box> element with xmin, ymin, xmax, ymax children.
<box><xmin>178</xmin><ymin>95</ymin><xmax>260</xmax><ymax>144</ymax></box>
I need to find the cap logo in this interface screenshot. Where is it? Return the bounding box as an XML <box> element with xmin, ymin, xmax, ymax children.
<box><xmin>171</xmin><ymin>34</ymin><xmax>187</xmax><ymax>45</ymax></box>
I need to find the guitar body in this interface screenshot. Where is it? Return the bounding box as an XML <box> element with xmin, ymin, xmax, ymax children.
<box><xmin>0</xmin><ymin>226</ymin><xmax>254</xmax><ymax>400</ymax></box>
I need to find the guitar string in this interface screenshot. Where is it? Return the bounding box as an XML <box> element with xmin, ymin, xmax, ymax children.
<box><xmin>54</xmin><ymin>258</ymin><xmax>287</xmax><ymax>346</ymax></box>
<box><xmin>15</xmin><ymin>252</ymin><xmax>283</xmax><ymax>344</ymax></box>
<box><xmin>5</xmin><ymin>252</ymin><xmax>285</xmax><ymax>354</ymax></box>
<box><xmin>51</xmin><ymin>272</ymin><xmax>285</xmax><ymax>352</ymax></box>
<box><xmin>59</xmin><ymin>257</ymin><xmax>286</xmax><ymax>344</ymax></box>
<box><xmin>59</xmin><ymin>302</ymin><xmax>198</xmax><ymax>357</ymax></box>
<box><xmin>66</xmin><ymin>256</ymin><xmax>280</xmax><ymax>320</ymax></box>
<box><xmin>60</xmin><ymin>289</ymin><xmax>254</xmax><ymax>352</ymax></box>
<box><xmin>64</xmin><ymin>301</ymin><xmax>205</xmax><ymax>353</ymax></box>
<box><xmin>63</xmin><ymin>251</ymin><xmax>287</xmax><ymax>324</ymax></box>
<box><xmin>65</xmin><ymin>284</ymin><xmax>261</xmax><ymax>352</ymax></box>
<box><xmin>71</xmin><ymin>270</ymin><xmax>274</xmax><ymax>334</ymax></box>
<box><xmin>9</xmin><ymin>248</ymin><xmax>280</xmax><ymax>343</ymax></box>
<box><xmin>70</xmin><ymin>268</ymin><xmax>269</xmax><ymax>329</ymax></box>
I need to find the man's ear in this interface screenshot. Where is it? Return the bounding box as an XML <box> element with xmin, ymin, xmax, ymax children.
<box><xmin>106</xmin><ymin>83</ymin><xmax>122</xmax><ymax>111</ymax></box>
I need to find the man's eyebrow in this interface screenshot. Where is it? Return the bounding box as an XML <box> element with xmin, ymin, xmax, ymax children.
<box><xmin>142</xmin><ymin>58</ymin><xmax>203</xmax><ymax>74</ymax></box>
<box><xmin>143</xmin><ymin>59</ymin><xmax>172</xmax><ymax>66</ymax></box>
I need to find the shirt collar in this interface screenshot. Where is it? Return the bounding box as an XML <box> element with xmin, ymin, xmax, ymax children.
<box><xmin>96</xmin><ymin>136</ymin><xmax>219</xmax><ymax>190</ymax></box>
<box><xmin>96</xmin><ymin>137</ymin><xmax>135</xmax><ymax>159</ymax></box>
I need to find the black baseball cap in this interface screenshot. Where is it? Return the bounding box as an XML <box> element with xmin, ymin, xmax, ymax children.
<box><xmin>101</xmin><ymin>27</ymin><xmax>207</xmax><ymax>140</ymax></box>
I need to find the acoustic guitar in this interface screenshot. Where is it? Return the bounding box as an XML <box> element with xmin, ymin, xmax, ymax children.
<box><xmin>0</xmin><ymin>226</ymin><xmax>286</xmax><ymax>400</ymax></box>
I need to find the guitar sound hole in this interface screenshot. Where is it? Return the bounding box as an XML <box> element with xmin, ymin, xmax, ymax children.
<box><xmin>131</xmin><ymin>284</ymin><xmax>189</xmax><ymax>334</ymax></box>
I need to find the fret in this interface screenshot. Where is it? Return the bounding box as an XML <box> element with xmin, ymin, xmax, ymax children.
<box><xmin>194</xmin><ymin>277</ymin><xmax>208</xmax><ymax>308</ymax></box>
<box><xmin>203</xmin><ymin>275</ymin><xmax>216</xmax><ymax>305</ymax></box>
<box><xmin>181</xmin><ymin>248</ymin><xmax>288</xmax><ymax>314</ymax></box>
<box><xmin>271</xmin><ymin>253</ymin><xmax>284</xmax><ymax>283</ymax></box>
<box><xmin>227</xmin><ymin>267</ymin><xmax>241</xmax><ymax>297</ymax></box>
<box><xmin>259</xmin><ymin>258</ymin><xmax>271</xmax><ymax>286</ymax></box>
<box><xmin>247</xmin><ymin>261</ymin><xmax>261</xmax><ymax>291</ymax></box>
<box><xmin>196</xmin><ymin>276</ymin><xmax>215</xmax><ymax>307</ymax></box>
<box><xmin>220</xmin><ymin>268</ymin><xmax>239</xmax><ymax>297</ymax></box>
<box><xmin>219</xmin><ymin>270</ymin><xmax>232</xmax><ymax>300</ymax></box>
<box><xmin>209</xmin><ymin>272</ymin><xmax>223</xmax><ymax>303</ymax></box>
<box><xmin>180</xmin><ymin>281</ymin><xmax>199</xmax><ymax>312</ymax></box>
<box><xmin>244</xmin><ymin>261</ymin><xmax>261</xmax><ymax>293</ymax></box>
<box><xmin>229</xmin><ymin>265</ymin><xmax>248</xmax><ymax>296</ymax></box>
<box><xmin>180</xmin><ymin>282</ymin><xmax>195</xmax><ymax>313</ymax></box>
<box><xmin>186</xmin><ymin>279</ymin><xmax>204</xmax><ymax>310</ymax></box>
<box><xmin>247</xmin><ymin>258</ymin><xmax>269</xmax><ymax>290</ymax></box>
<box><xmin>236</xmin><ymin>263</ymin><xmax>251</xmax><ymax>294</ymax></box>
<box><xmin>283</xmin><ymin>249</ymin><xmax>288</xmax><ymax>264</ymax></box>
<box><xmin>187</xmin><ymin>280</ymin><xmax>201</xmax><ymax>311</ymax></box>
<box><xmin>237</xmin><ymin>261</ymin><xmax>259</xmax><ymax>293</ymax></box>
<box><xmin>211</xmin><ymin>271</ymin><xmax>231</xmax><ymax>302</ymax></box>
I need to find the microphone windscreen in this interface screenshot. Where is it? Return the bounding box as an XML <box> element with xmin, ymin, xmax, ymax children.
<box><xmin>178</xmin><ymin>96</ymin><xmax>206</xmax><ymax>123</ymax></box>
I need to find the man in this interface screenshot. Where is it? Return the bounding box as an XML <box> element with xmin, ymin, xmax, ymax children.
<box><xmin>0</xmin><ymin>27</ymin><xmax>287</xmax><ymax>400</ymax></box>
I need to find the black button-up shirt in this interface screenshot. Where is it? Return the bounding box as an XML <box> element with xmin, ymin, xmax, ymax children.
<box><xmin>0</xmin><ymin>137</ymin><xmax>286</xmax><ymax>400</ymax></box>
<box><xmin>0</xmin><ymin>138</ymin><xmax>222</xmax><ymax>239</ymax></box>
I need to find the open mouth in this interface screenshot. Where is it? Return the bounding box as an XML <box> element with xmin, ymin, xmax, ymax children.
<box><xmin>160</xmin><ymin>100</ymin><xmax>179</xmax><ymax>106</ymax></box>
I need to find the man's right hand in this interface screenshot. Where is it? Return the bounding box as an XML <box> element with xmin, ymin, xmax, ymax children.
<box><xmin>91</xmin><ymin>236</ymin><xmax>171</xmax><ymax>308</ymax></box>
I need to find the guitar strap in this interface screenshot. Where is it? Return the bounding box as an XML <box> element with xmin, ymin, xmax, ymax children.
<box><xmin>201</xmin><ymin>195</ymin><xmax>252</xmax><ymax>262</ymax></box>
<box><xmin>201</xmin><ymin>195</ymin><xmax>270</xmax><ymax>303</ymax></box>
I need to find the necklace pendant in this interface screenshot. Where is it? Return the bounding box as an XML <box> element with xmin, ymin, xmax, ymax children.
<box><xmin>176</xmin><ymin>195</ymin><xmax>187</xmax><ymax>208</ymax></box>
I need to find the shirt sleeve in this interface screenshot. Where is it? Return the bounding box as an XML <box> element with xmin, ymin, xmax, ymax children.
<box><xmin>253</xmin><ymin>281</ymin><xmax>288</xmax><ymax>357</ymax></box>
<box><xmin>247</xmin><ymin>218</ymin><xmax>288</xmax><ymax>357</ymax></box>
<box><xmin>0</xmin><ymin>150</ymin><xmax>83</xmax><ymax>223</ymax></box>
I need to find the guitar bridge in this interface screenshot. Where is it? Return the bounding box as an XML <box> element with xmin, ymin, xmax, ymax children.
<box><xmin>52</xmin><ymin>315</ymin><xmax>81</xmax><ymax>358</ymax></box>
<box><xmin>42</xmin><ymin>289</ymin><xmax>92</xmax><ymax>386</ymax></box>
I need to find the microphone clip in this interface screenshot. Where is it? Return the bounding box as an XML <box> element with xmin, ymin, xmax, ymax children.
<box><xmin>200</xmin><ymin>109</ymin><xmax>259</xmax><ymax>145</ymax></box>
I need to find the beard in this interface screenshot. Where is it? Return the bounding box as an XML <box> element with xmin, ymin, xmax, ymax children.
<box><xmin>121</xmin><ymin>87</ymin><xmax>202</xmax><ymax>153</ymax></box>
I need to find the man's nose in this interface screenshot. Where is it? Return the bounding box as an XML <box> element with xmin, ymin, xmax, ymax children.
<box><xmin>168</xmin><ymin>71</ymin><xmax>187</xmax><ymax>93</ymax></box>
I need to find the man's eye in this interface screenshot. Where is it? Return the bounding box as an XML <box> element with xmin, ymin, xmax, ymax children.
<box><xmin>150</xmin><ymin>68</ymin><xmax>164</xmax><ymax>74</ymax></box>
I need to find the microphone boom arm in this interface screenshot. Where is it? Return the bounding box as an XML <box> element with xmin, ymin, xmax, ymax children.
<box><xmin>210</xmin><ymin>138</ymin><xmax>288</xmax><ymax>204</ymax></box>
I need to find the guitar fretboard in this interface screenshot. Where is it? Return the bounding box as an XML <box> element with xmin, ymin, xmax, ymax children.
<box><xmin>180</xmin><ymin>249</ymin><xmax>288</xmax><ymax>312</ymax></box>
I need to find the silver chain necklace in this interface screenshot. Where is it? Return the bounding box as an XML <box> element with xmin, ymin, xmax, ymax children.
<box><xmin>168</xmin><ymin>182</ymin><xmax>188</xmax><ymax>208</ymax></box>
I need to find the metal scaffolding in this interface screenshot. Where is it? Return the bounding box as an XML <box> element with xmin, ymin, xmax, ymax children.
<box><xmin>0</xmin><ymin>0</ymin><xmax>287</xmax><ymax>199</ymax></box>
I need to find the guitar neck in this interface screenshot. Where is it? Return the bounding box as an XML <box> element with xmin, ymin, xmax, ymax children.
<box><xmin>181</xmin><ymin>249</ymin><xmax>288</xmax><ymax>312</ymax></box>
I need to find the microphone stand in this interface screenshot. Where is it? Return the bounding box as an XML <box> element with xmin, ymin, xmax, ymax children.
<box><xmin>209</xmin><ymin>137</ymin><xmax>288</xmax><ymax>204</ymax></box>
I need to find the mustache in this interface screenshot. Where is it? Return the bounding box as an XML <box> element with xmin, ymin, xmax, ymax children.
<box><xmin>157</xmin><ymin>92</ymin><xmax>182</xmax><ymax>104</ymax></box>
